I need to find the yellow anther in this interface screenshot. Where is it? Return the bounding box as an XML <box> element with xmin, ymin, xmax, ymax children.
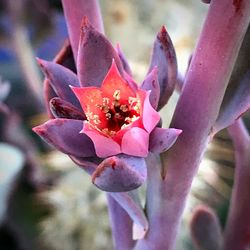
<box><xmin>113</xmin><ymin>90</ymin><xmax>121</xmax><ymax>100</ymax></box>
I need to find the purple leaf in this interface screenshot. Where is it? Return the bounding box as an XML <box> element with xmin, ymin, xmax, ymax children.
<box><xmin>37</xmin><ymin>59</ymin><xmax>81</xmax><ymax>109</ymax></box>
<box><xmin>61</xmin><ymin>0</ymin><xmax>104</xmax><ymax>62</ymax></box>
<box><xmin>140</xmin><ymin>67</ymin><xmax>160</xmax><ymax>109</ymax></box>
<box><xmin>107</xmin><ymin>195</ymin><xmax>135</xmax><ymax>249</ymax></box>
<box><xmin>149</xmin><ymin>127</ymin><xmax>182</xmax><ymax>154</ymax></box>
<box><xmin>50</xmin><ymin>97</ymin><xmax>85</xmax><ymax>120</ymax></box>
<box><xmin>116</xmin><ymin>44</ymin><xmax>133</xmax><ymax>76</ymax></box>
<box><xmin>92</xmin><ymin>154</ymin><xmax>147</xmax><ymax>192</ymax></box>
<box><xmin>213</xmin><ymin>72</ymin><xmax>250</xmax><ymax>134</ymax></box>
<box><xmin>111</xmin><ymin>191</ymin><xmax>149</xmax><ymax>239</ymax></box>
<box><xmin>148</xmin><ymin>26</ymin><xmax>177</xmax><ymax>110</ymax></box>
<box><xmin>43</xmin><ymin>41</ymin><xmax>76</xmax><ymax>118</ymax></box>
<box><xmin>44</xmin><ymin>79</ymin><xmax>57</xmax><ymax>118</ymax></box>
<box><xmin>121</xmin><ymin>128</ymin><xmax>149</xmax><ymax>157</ymax></box>
<box><xmin>53</xmin><ymin>39</ymin><xmax>76</xmax><ymax>73</ymax></box>
<box><xmin>77</xmin><ymin>18</ymin><xmax>124</xmax><ymax>87</ymax></box>
<box><xmin>190</xmin><ymin>205</ymin><xmax>222</xmax><ymax>250</ymax></box>
<box><xmin>33</xmin><ymin>118</ymin><xmax>96</xmax><ymax>158</ymax></box>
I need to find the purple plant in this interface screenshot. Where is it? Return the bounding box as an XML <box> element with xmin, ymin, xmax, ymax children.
<box><xmin>33</xmin><ymin>0</ymin><xmax>250</xmax><ymax>249</ymax></box>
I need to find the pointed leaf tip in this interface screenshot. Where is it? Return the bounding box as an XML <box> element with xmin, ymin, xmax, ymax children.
<box><xmin>33</xmin><ymin>119</ymin><xmax>96</xmax><ymax>158</ymax></box>
<box><xmin>148</xmin><ymin>25</ymin><xmax>177</xmax><ymax>110</ymax></box>
<box><xmin>77</xmin><ymin>22</ymin><xmax>123</xmax><ymax>87</ymax></box>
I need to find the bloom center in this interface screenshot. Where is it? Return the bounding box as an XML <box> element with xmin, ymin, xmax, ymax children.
<box><xmin>86</xmin><ymin>89</ymin><xmax>141</xmax><ymax>137</ymax></box>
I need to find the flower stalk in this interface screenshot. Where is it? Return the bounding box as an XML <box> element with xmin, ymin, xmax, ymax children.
<box><xmin>136</xmin><ymin>0</ymin><xmax>250</xmax><ymax>249</ymax></box>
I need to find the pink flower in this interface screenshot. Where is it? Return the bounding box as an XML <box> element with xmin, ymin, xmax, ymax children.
<box><xmin>71</xmin><ymin>60</ymin><xmax>160</xmax><ymax>158</ymax></box>
<box><xmin>33</xmin><ymin>19</ymin><xmax>181</xmax><ymax>192</ymax></box>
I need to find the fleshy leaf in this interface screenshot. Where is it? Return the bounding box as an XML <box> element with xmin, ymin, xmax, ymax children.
<box><xmin>140</xmin><ymin>67</ymin><xmax>160</xmax><ymax>109</ymax></box>
<box><xmin>190</xmin><ymin>205</ymin><xmax>222</xmax><ymax>250</ymax></box>
<box><xmin>213</xmin><ymin>72</ymin><xmax>250</xmax><ymax>134</ymax></box>
<box><xmin>37</xmin><ymin>59</ymin><xmax>81</xmax><ymax>108</ymax></box>
<box><xmin>53</xmin><ymin>39</ymin><xmax>76</xmax><ymax>73</ymax></box>
<box><xmin>107</xmin><ymin>195</ymin><xmax>135</xmax><ymax>249</ymax></box>
<box><xmin>43</xmin><ymin>40</ymin><xmax>76</xmax><ymax>118</ymax></box>
<box><xmin>77</xmin><ymin>18</ymin><xmax>123</xmax><ymax>87</ymax></box>
<box><xmin>111</xmin><ymin>191</ymin><xmax>148</xmax><ymax>239</ymax></box>
<box><xmin>49</xmin><ymin>97</ymin><xmax>86</xmax><ymax>120</ymax></box>
<box><xmin>149</xmin><ymin>127</ymin><xmax>182</xmax><ymax>153</ymax></box>
<box><xmin>148</xmin><ymin>26</ymin><xmax>177</xmax><ymax>110</ymax></box>
<box><xmin>121</xmin><ymin>128</ymin><xmax>149</xmax><ymax>157</ymax></box>
<box><xmin>92</xmin><ymin>154</ymin><xmax>147</xmax><ymax>192</ymax></box>
<box><xmin>44</xmin><ymin>79</ymin><xmax>57</xmax><ymax>118</ymax></box>
<box><xmin>33</xmin><ymin>119</ymin><xmax>96</xmax><ymax>158</ymax></box>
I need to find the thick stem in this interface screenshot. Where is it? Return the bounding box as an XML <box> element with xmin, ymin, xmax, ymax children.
<box><xmin>61</xmin><ymin>0</ymin><xmax>104</xmax><ymax>62</ymax></box>
<box><xmin>136</xmin><ymin>1</ymin><xmax>250</xmax><ymax>249</ymax></box>
<box><xmin>107</xmin><ymin>195</ymin><xmax>135</xmax><ymax>250</ymax></box>
<box><xmin>223</xmin><ymin>119</ymin><xmax>250</xmax><ymax>250</ymax></box>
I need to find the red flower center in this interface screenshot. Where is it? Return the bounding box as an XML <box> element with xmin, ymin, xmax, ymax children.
<box><xmin>87</xmin><ymin>89</ymin><xmax>141</xmax><ymax>137</ymax></box>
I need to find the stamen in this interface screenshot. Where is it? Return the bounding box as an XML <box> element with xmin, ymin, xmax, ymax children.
<box><xmin>102</xmin><ymin>105</ymin><xmax>109</xmax><ymax>113</ymax></box>
<box><xmin>93</xmin><ymin>115</ymin><xmax>100</xmax><ymax>124</ymax></box>
<box><xmin>106</xmin><ymin>113</ymin><xmax>112</xmax><ymax>119</ymax></box>
<box><xmin>113</xmin><ymin>90</ymin><xmax>121</xmax><ymax>100</ymax></box>
<box><xmin>120</xmin><ymin>104</ymin><xmax>129</xmax><ymax>112</ymax></box>
<box><xmin>103</xmin><ymin>97</ymin><xmax>109</xmax><ymax>105</ymax></box>
<box><xmin>128</xmin><ymin>97</ymin><xmax>138</xmax><ymax>105</ymax></box>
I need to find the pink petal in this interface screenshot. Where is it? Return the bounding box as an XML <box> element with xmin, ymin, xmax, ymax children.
<box><xmin>82</xmin><ymin>124</ymin><xmax>121</xmax><ymax>158</ymax></box>
<box><xmin>141</xmin><ymin>91</ymin><xmax>161</xmax><ymax>133</ymax></box>
<box><xmin>101</xmin><ymin>60</ymin><xmax>135</xmax><ymax>101</ymax></box>
<box><xmin>71</xmin><ymin>86</ymin><xmax>102</xmax><ymax>111</ymax></box>
<box><xmin>121</xmin><ymin>127</ymin><xmax>149</xmax><ymax>157</ymax></box>
<box><xmin>71</xmin><ymin>86</ymin><xmax>108</xmax><ymax>129</ymax></box>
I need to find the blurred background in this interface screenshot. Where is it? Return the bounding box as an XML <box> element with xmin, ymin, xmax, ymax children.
<box><xmin>0</xmin><ymin>0</ymin><xmax>248</xmax><ymax>249</ymax></box>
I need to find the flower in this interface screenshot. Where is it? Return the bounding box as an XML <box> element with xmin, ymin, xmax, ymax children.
<box><xmin>33</xmin><ymin>19</ymin><xmax>181</xmax><ymax>192</ymax></box>
<box><xmin>71</xmin><ymin>60</ymin><xmax>160</xmax><ymax>158</ymax></box>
